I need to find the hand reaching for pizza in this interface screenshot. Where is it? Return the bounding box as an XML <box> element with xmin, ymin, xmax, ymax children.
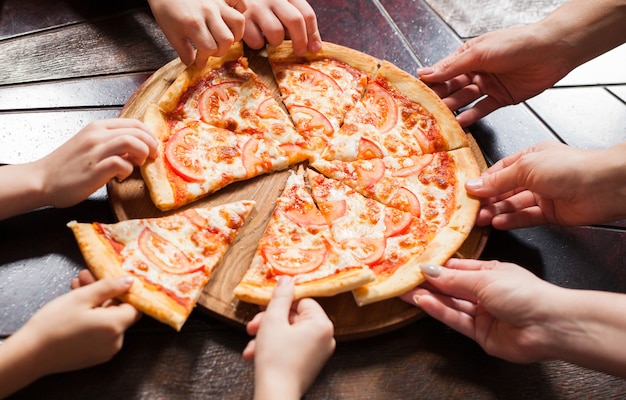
<box><xmin>242</xmin><ymin>276</ymin><xmax>335</xmax><ymax>399</ymax></box>
<box><xmin>400</xmin><ymin>259</ymin><xmax>626</xmax><ymax>379</ymax></box>
<box><xmin>37</xmin><ymin>119</ymin><xmax>157</xmax><ymax>208</ymax></box>
<box><xmin>0</xmin><ymin>273</ymin><xmax>141</xmax><ymax>399</ymax></box>
<box><xmin>242</xmin><ymin>0</ymin><xmax>322</xmax><ymax>56</ymax></box>
<box><xmin>416</xmin><ymin>23</ymin><xmax>570</xmax><ymax>127</ymax></box>
<box><xmin>0</xmin><ymin>118</ymin><xmax>157</xmax><ymax>221</ymax></box>
<box><xmin>147</xmin><ymin>0</ymin><xmax>246</xmax><ymax>67</ymax></box>
<box><xmin>418</xmin><ymin>0</ymin><xmax>626</xmax><ymax>127</ymax></box>
<box><xmin>465</xmin><ymin>141</ymin><xmax>626</xmax><ymax>230</ymax></box>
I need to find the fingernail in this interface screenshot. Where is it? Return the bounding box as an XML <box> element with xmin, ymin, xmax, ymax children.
<box><xmin>419</xmin><ymin>263</ymin><xmax>442</xmax><ymax>277</ymax></box>
<box><xmin>412</xmin><ymin>295</ymin><xmax>420</xmax><ymax>306</ymax></box>
<box><xmin>277</xmin><ymin>275</ymin><xmax>292</xmax><ymax>286</ymax></box>
<box><xmin>416</xmin><ymin>66</ymin><xmax>434</xmax><ymax>76</ymax></box>
<box><xmin>465</xmin><ymin>178</ymin><xmax>483</xmax><ymax>191</ymax></box>
<box><xmin>120</xmin><ymin>276</ymin><xmax>135</xmax><ymax>286</ymax></box>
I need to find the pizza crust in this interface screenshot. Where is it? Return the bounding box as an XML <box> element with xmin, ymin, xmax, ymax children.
<box><xmin>141</xmin><ymin>104</ymin><xmax>176</xmax><ymax>210</ymax></box>
<box><xmin>352</xmin><ymin>226</ymin><xmax>467</xmax><ymax>306</ymax></box>
<box><xmin>268</xmin><ymin>40</ymin><xmax>380</xmax><ymax>77</ymax></box>
<box><xmin>375</xmin><ymin>61</ymin><xmax>468</xmax><ymax>151</ymax></box>
<box><xmin>67</xmin><ymin>221</ymin><xmax>189</xmax><ymax>330</ymax></box>
<box><xmin>447</xmin><ymin>146</ymin><xmax>482</xmax><ymax>235</ymax></box>
<box><xmin>234</xmin><ymin>267</ymin><xmax>376</xmax><ymax>306</ymax></box>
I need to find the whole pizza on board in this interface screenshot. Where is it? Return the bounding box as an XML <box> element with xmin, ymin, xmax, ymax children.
<box><xmin>70</xmin><ymin>40</ymin><xmax>481</xmax><ymax>330</ymax></box>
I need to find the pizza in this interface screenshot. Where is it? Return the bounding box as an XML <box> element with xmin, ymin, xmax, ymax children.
<box><xmin>75</xmin><ymin>39</ymin><xmax>481</xmax><ymax>327</ymax></box>
<box><xmin>267</xmin><ymin>42</ymin><xmax>378</xmax><ymax>153</ymax></box>
<box><xmin>67</xmin><ymin>200</ymin><xmax>255</xmax><ymax>331</ymax></box>
<box><xmin>305</xmin><ymin>168</ymin><xmax>471</xmax><ymax>305</ymax></box>
<box><xmin>233</xmin><ymin>167</ymin><xmax>376</xmax><ymax>304</ymax></box>
<box><xmin>141</xmin><ymin>41</ymin><xmax>310</xmax><ymax>211</ymax></box>
<box><xmin>321</xmin><ymin>61</ymin><xmax>468</xmax><ymax>161</ymax></box>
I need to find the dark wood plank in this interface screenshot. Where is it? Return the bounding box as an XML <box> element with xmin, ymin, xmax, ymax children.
<box><xmin>310</xmin><ymin>0</ymin><xmax>422</xmax><ymax>74</ymax></box>
<box><xmin>0</xmin><ymin>0</ymin><xmax>147</xmax><ymax>39</ymax></box>
<box><xmin>0</xmin><ymin>9</ymin><xmax>176</xmax><ymax>85</ymax></box>
<box><xmin>381</xmin><ymin>0</ymin><xmax>464</xmax><ymax>66</ymax></box>
<box><xmin>0</xmin><ymin>74</ymin><xmax>151</xmax><ymax>111</ymax></box>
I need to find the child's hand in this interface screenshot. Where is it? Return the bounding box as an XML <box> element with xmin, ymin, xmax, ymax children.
<box><xmin>148</xmin><ymin>0</ymin><xmax>246</xmax><ymax>67</ymax></box>
<box><xmin>243</xmin><ymin>276</ymin><xmax>335</xmax><ymax>399</ymax></box>
<box><xmin>35</xmin><ymin>118</ymin><xmax>157</xmax><ymax>208</ymax></box>
<box><xmin>242</xmin><ymin>0</ymin><xmax>322</xmax><ymax>55</ymax></box>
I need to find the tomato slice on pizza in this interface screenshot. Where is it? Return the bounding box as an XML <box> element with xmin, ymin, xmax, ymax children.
<box><xmin>234</xmin><ymin>168</ymin><xmax>375</xmax><ymax>305</ymax></box>
<box><xmin>68</xmin><ymin>201</ymin><xmax>255</xmax><ymax>331</ymax></box>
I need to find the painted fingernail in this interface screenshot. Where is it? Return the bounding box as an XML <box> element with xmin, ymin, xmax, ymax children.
<box><xmin>416</xmin><ymin>67</ymin><xmax>434</xmax><ymax>76</ymax></box>
<box><xmin>419</xmin><ymin>263</ymin><xmax>443</xmax><ymax>277</ymax></box>
<box><xmin>465</xmin><ymin>178</ymin><xmax>483</xmax><ymax>190</ymax></box>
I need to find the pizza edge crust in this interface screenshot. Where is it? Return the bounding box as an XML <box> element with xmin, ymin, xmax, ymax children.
<box><xmin>233</xmin><ymin>267</ymin><xmax>376</xmax><ymax>306</ymax></box>
<box><xmin>268</xmin><ymin>40</ymin><xmax>381</xmax><ymax>76</ymax></box>
<box><xmin>375</xmin><ymin>60</ymin><xmax>468</xmax><ymax>151</ymax></box>
<box><xmin>66</xmin><ymin>221</ymin><xmax>189</xmax><ymax>331</ymax></box>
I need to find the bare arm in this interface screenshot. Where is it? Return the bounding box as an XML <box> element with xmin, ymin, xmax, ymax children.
<box><xmin>0</xmin><ymin>119</ymin><xmax>157</xmax><ymax>221</ymax></box>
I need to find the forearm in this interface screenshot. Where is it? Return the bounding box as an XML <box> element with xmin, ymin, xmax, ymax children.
<box><xmin>254</xmin><ymin>369</ymin><xmax>303</xmax><ymax>400</ymax></box>
<box><xmin>0</xmin><ymin>330</ymin><xmax>46</xmax><ymax>398</ymax></box>
<box><xmin>584</xmin><ymin>142</ymin><xmax>626</xmax><ymax>221</ymax></box>
<box><xmin>540</xmin><ymin>288</ymin><xmax>626</xmax><ymax>378</ymax></box>
<box><xmin>537</xmin><ymin>0</ymin><xmax>626</xmax><ymax>70</ymax></box>
<box><xmin>0</xmin><ymin>163</ymin><xmax>48</xmax><ymax>220</ymax></box>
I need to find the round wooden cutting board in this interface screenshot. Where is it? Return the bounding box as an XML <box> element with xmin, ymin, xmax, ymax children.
<box><xmin>108</xmin><ymin>51</ymin><xmax>489</xmax><ymax>341</ymax></box>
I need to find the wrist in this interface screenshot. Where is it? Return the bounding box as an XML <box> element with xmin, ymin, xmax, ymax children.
<box><xmin>254</xmin><ymin>369</ymin><xmax>303</xmax><ymax>400</ymax></box>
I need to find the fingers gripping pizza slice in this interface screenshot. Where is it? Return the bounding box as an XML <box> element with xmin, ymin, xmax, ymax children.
<box><xmin>68</xmin><ymin>200</ymin><xmax>255</xmax><ymax>331</ymax></box>
<box><xmin>233</xmin><ymin>168</ymin><xmax>375</xmax><ymax>305</ymax></box>
<box><xmin>268</xmin><ymin>41</ymin><xmax>380</xmax><ymax>153</ymax></box>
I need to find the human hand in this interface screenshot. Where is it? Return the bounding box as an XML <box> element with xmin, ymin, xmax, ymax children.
<box><xmin>20</xmin><ymin>275</ymin><xmax>141</xmax><ymax>377</ymax></box>
<box><xmin>400</xmin><ymin>259</ymin><xmax>562</xmax><ymax>363</ymax></box>
<box><xmin>465</xmin><ymin>141</ymin><xmax>626</xmax><ymax>229</ymax></box>
<box><xmin>148</xmin><ymin>0</ymin><xmax>246</xmax><ymax>67</ymax></box>
<box><xmin>33</xmin><ymin>118</ymin><xmax>157</xmax><ymax>209</ymax></box>
<box><xmin>242</xmin><ymin>0</ymin><xmax>322</xmax><ymax>55</ymax></box>
<box><xmin>243</xmin><ymin>276</ymin><xmax>335</xmax><ymax>399</ymax></box>
<box><xmin>417</xmin><ymin>24</ymin><xmax>571</xmax><ymax>127</ymax></box>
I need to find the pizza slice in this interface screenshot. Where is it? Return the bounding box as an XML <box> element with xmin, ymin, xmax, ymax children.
<box><xmin>142</xmin><ymin>112</ymin><xmax>305</xmax><ymax>210</ymax></box>
<box><xmin>268</xmin><ymin>40</ymin><xmax>380</xmax><ymax>153</ymax></box>
<box><xmin>233</xmin><ymin>168</ymin><xmax>375</xmax><ymax>305</ymax></box>
<box><xmin>322</xmin><ymin>61</ymin><xmax>468</xmax><ymax>161</ymax></box>
<box><xmin>67</xmin><ymin>200</ymin><xmax>255</xmax><ymax>331</ymax></box>
<box><xmin>311</xmin><ymin>148</ymin><xmax>480</xmax><ymax>234</ymax></box>
<box><xmin>142</xmin><ymin>42</ymin><xmax>310</xmax><ymax>210</ymax></box>
<box><xmin>307</xmin><ymin>168</ymin><xmax>471</xmax><ymax>306</ymax></box>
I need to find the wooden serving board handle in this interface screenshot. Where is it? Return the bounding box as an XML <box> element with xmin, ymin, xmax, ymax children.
<box><xmin>108</xmin><ymin>51</ymin><xmax>488</xmax><ymax>341</ymax></box>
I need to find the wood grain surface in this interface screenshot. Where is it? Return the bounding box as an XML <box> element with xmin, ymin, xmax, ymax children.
<box><xmin>108</xmin><ymin>48</ymin><xmax>488</xmax><ymax>340</ymax></box>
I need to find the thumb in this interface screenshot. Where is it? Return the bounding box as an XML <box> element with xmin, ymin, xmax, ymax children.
<box><xmin>418</xmin><ymin>41</ymin><xmax>480</xmax><ymax>83</ymax></box>
<box><xmin>75</xmin><ymin>276</ymin><xmax>135</xmax><ymax>307</ymax></box>
<box><xmin>264</xmin><ymin>276</ymin><xmax>295</xmax><ymax>323</ymax></box>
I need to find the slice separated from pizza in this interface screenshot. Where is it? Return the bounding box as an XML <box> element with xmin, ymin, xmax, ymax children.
<box><xmin>322</xmin><ymin>61</ymin><xmax>468</xmax><ymax>161</ymax></box>
<box><xmin>233</xmin><ymin>168</ymin><xmax>375</xmax><ymax>305</ymax></box>
<box><xmin>68</xmin><ymin>200</ymin><xmax>255</xmax><ymax>331</ymax></box>
<box><xmin>268</xmin><ymin>41</ymin><xmax>380</xmax><ymax>153</ymax></box>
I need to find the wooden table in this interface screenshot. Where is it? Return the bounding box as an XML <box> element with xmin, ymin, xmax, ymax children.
<box><xmin>1</xmin><ymin>0</ymin><xmax>626</xmax><ymax>398</ymax></box>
